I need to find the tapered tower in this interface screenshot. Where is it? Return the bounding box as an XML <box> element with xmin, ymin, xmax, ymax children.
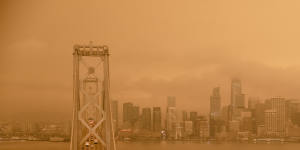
<box><xmin>71</xmin><ymin>42</ymin><xmax>116</xmax><ymax>150</ymax></box>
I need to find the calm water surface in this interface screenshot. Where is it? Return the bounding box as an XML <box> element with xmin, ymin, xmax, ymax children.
<box><xmin>0</xmin><ymin>141</ymin><xmax>299</xmax><ymax>150</ymax></box>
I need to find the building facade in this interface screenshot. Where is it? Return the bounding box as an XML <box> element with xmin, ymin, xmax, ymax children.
<box><xmin>141</xmin><ymin>108</ymin><xmax>151</xmax><ymax>131</ymax></box>
<box><xmin>264</xmin><ymin>97</ymin><xmax>287</xmax><ymax>137</ymax></box>
<box><xmin>231</xmin><ymin>78</ymin><xmax>245</xmax><ymax>109</ymax></box>
<box><xmin>111</xmin><ymin>100</ymin><xmax>118</xmax><ymax>132</ymax></box>
<box><xmin>123</xmin><ymin>102</ymin><xmax>134</xmax><ymax>127</ymax></box>
<box><xmin>153</xmin><ymin>107</ymin><xmax>162</xmax><ymax>132</ymax></box>
<box><xmin>210</xmin><ymin>87</ymin><xmax>221</xmax><ymax>116</ymax></box>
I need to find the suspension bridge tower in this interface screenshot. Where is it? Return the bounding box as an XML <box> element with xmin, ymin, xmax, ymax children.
<box><xmin>71</xmin><ymin>42</ymin><xmax>116</xmax><ymax>150</ymax></box>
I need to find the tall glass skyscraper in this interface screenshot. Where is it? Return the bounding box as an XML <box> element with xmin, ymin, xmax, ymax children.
<box><xmin>166</xmin><ymin>96</ymin><xmax>177</xmax><ymax>136</ymax></box>
<box><xmin>210</xmin><ymin>87</ymin><xmax>221</xmax><ymax>116</ymax></box>
<box><xmin>231</xmin><ymin>78</ymin><xmax>245</xmax><ymax>108</ymax></box>
<box><xmin>153</xmin><ymin>107</ymin><xmax>162</xmax><ymax>132</ymax></box>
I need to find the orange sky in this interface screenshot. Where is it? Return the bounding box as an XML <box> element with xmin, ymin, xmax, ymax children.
<box><xmin>1</xmin><ymin>0</ymin><xmax>300</xmax><ymax>120</ymax></box>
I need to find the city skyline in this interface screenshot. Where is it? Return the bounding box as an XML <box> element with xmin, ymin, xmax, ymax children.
<box><xmin>1</xmin><ymin>90</ymin><xmax>300</xmax><ymax>142</ymax></box>
<box><xmin>0</xmin><ymin>77</ymin><xmax>299</xmax><ymax>121</ymax></box>
<box><xmin>2</xmin><ymin>0</ymin><xmax>300</xmax><ymax>149</ymax></box>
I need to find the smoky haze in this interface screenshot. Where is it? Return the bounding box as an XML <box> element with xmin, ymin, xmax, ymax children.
<box><xmin>1</xmin><ymin>0</ymin><xmax>300</xmax><ymax>120</ymax></box>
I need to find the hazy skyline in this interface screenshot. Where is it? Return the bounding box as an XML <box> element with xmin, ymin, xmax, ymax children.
<box><xmin>1</xmin><ymin>0</ymin><xmax>300</xmax><ymax>120</ymax></box>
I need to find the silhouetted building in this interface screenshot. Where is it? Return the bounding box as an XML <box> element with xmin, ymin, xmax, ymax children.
<box><xmin>167</xmin><ymin>96</ymin><xmax>176</xmax><ymax>107</ymax></box>
<box><xmin>210</xmin><ymin>87</ymin><xmax>221</xmax><ymax>137</ymax></box>
<box><xmin>174</xmin><ymin>122</ymin><xmax>183</xmax><ymax>139</ymax></box>
<box><xmin>254</xmin><ymin>102</ymin><xmax>267</xmax><ymax>125</ymax></box>
<box><xmin>153</xmin><ymin>107</ymin><xmax>162</xmax><ymax>132</ymax></box>
<box><xmin>190</xmin><ymin>111</ymin><xmax>197</xmax><ymax>135</ymax></box>
<box><xmin>265</xmin><ymin>109</ymin><xmax>277</xmax><ymax>137</ymax></box>
<box><xmin>240</xmin><ymin>116</ymin><xmax>255</xmax><ymax>133</ymax></box>
<box><xmin>182</xmin><ymin>110</ymin><xmax>188</xmax><ymax>121</ymax></box>
<box><xmin>183</xmin><ymin>121</ymin><xmax>193</xmax><ymax>137</ymax></box>
<box><xmin>227</xmin><ymin>105</ymin><xmax>234</xmax><ymax>121</ymax></box>
<box><xmin>194</xmin><ymin>116</ymin><xmax>209</xmax><ymax>138</ymax></box>
<box><xmin>248</xmin><ymin>97</ymin><xmax>260</xmax><ymax>110</ymax></box>
<box><xmin>190</xmin><ymin>112</ymin><xmax>197</xmax><ymax>122</ymax></box>
<box><xmin>271</xmin><ymin>97</ymin><xmax>286</xmax><ymax>136</ymax></box>
<box><xmin>230</xmin><ymin>78</ymin><xmax>246</xmax><ymax>121</ymax></box>
<box><xmin>236</xmin><ymin>94</ymin><xmax>245</xmax><ymax>108</ymax></box>
<box><xmin>123</xmin><ymin>102</ymin><xmax>134</xmax><ymax>127</ymax></box>
<box><xmin>221</xmin><ymin>105</ymin><xmax>229</xmax><ymax>122</ymax></box>
<box><xmin>166</xmin><ymin>96</ymin><xmax>177</xmax><ymax>137</ymax></box>
<box><xmin>265</xmin><ymin>97</ymin><xmax>286</xmax><ymax>137</ymax></box>
<box><xmin>222</xmin><ymin>105</ymin><xmax>234</xmax><ymax>132</ymax></box>
<box><xmin>257</xmin><ymin>125</ymin><xmax>265</xmax><ymax>137</ymax></box>
<box><xmin>141</xmin><ymin>107</ymin><xmax>151</xmax><ymax>130</ymax></box>
<box><xmin>231</xmin><ymin>78</ymin><xmax>245</xmax><ymax>111</ymax></box>
<box><xmin>111</xmin><ymin>100</ymin><xmax>118</xmax><ymax>132</ymax></box>
<box><xmin>209</xmin><ymin>87</ymin><xmax>221</xmax><ymax>137</ymax></box>
<box><xmin>228</xmin><ymin>120</ymin><xmax>240</xmax><ymax>133</ymax></box>
<box><xmin>231</xmin><ymin>78</ymin><xmax>242</xmax><ymax>107</ymax></box>
<box><xmin>210</xmin><ymin>87</ymin><xmax>221</xmax><ymax>116</ymax></box>
<box><xmin>132</xmin><ymin>106</ymin><xmax>140</xmax><ymax>124</ymax></box>
<box><xmin>286</xmin><ymin>99</ymin><xmax>300</xmax><ymax>126</ymax></box>
<box><xmin>123</xmin><ymin>102</ymin><xmax>139</xmax><ymax>127</ymax></box>
<box><xmin>166</xmin><ymin>107</ymin><xmax>176</xmax><ymax>136</ymax></box>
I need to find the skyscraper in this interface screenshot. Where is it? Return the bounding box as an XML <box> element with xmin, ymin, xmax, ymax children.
<box><xmin>132</xmin><ymin>106</ymin><xmax>140</xmax><ymax>124</ymax></box>
<box><xmin>230</xmin><ymin>78</ymin><xmax>245</xmax><ymax>108</ymax></box>
<box><xmin>141</xmin><ymin>107</ymin><xmax>151</xmax><ymax>130</ymax></box>
<box><xmin>153</xmin><ymin>107</ymin><xmax>162</xmax><ymax>132</ymax></box>
<box><xmin>195</xmin><ymin>116</ymin><xmax>209</xmax><ymax>139</ymax></box>
<box><xmin>182</xmin><ymin>110</ymin><xmax>188</xmax><ymax>121</ymax></box>
<box><xmin>166</xmin><ymin>107</ymin><xmax>177</xmax><ymax>136</ymax></box>
<box><xmin>123</xmin><ymin>102</ymin><xmax>134</xmax><ymax>127</ymax></box>
<box><xmin>285</xmin><ymin>99</ymin><xmax>300</xmax><ymax>126</ymax></box>
<box><xmin>236</xmin><ymin>94</ymin><xmax>245</xmax><ymax>108</ymax></box>
<box><xmin>264</xmin><ymin>97</ymin><xmax>286</xmax><ymax>137</ymax></box>
<box><xmin>111</xmin><ymin>100</ymin><xmax>118</xmax><ymax>132</ymax></box>
<box><xmin>183</xmin><ymin>121</ymin><xmax>193</xmax><ymax>137</ymax></box>
<box><xmin>230</xmin><ymin>78</ymin><xmax>245</xmax><ymax>120</ymax></box>
<box><xmin>210</xmin><ymin>87</ymin><xmax>221</xmax><ymax>137</ymax></box>
<box><xmin>190</xmin><ymin>111</ymin><xmax>198</xmax><ymax>122</ymax></box>
<box><xmin>210</xmin><ymin>87</ymin><xmax>221</xmax><ymax>116</ymax></box>
<box><xmin>271</xmin><ymin>97</ymin><xmax>286</xmax><ymax>136</ymax></box>
<box><xmin>123</xmin><ymin>102</ymin><xmax>140</xmax><ymax>128</ymax></box>
<box><xmin>166</xmin><ymin>96</ymin><xmax>177</xmax><ymax>136</ymax></box>
<box><xmin>190</xmin><ymin>111</ymin><xmax>198</xmax><ymax>135</ymax></box>
<box><xmin>167</xmin><ymin>96</ymin><xmax>176</xmax><ymax>107</ymax></box>
<box><xmin>265</xmin><ymin>109</ymin><xmax>277</xmax><ymax>137</ymax></box>
<box><xmin>248</xmin><ymin>97</ymin><xmax>260</xmax><ymax>110</ymax></box>
<box><xmin>254</xmin><ymin>102</ymin><xmax>267</xmax><ymax>125</ymax></box>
